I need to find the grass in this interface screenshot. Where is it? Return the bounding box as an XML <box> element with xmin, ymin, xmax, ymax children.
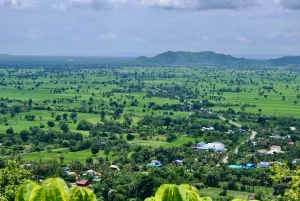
<box><xmin>199</xmin><ymin>186</ymin><xmax>276</xmax><ymax>200</ymax></box>
<box><xmin>21</xmin><ymin>148</ymin><xmax>115</xmax><ymax>164</ymax></box>
<box><xmin>128</xmin><ymin>135</ymin><xmax>194</xmax><ymax>148</ymax></box>
<box><xmin>0</xmin><ymin>110</ymin><xmax>102</xmax><ymax>133</ymax></box>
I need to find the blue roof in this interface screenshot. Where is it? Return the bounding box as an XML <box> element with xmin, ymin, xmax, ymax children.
<box><xmin>197</xmin><ymin>142</ymin><xmax>206</xmax><ymax>147</ymax></box>
<box><xmin>270</xmin><ymin>135</ymin><xmax>284</xmax><ymax>139</ymax></box>
<box><xmin>229</xmin><ymin>165</ymin><xmax>244</xmax><ymax>169</ymax></box>
<box><xmin>259</xmin><ymin>162</ymin><xmax>270</xmax><ymax>168</ymax></box>
<box><xmin>229</xmin><ymin>164</ymin><xmax>255</xmax><ymax>169</ymax></box>
<box><xmin>147</xmin><ymin>162</ymin><xmax>163</xmax><ymax>167</ymax></box>
<box><xmin>246</xmin><ymin>164</ymin><xmax>255</xmax><ymax>169</ymax></box>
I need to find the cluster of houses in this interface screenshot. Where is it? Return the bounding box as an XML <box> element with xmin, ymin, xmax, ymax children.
<box><xmin>62</xmin><ymin>165</ymin><xmax>120</xmax><ymax>187</ymax></box>
<box><xmin>229</xmin><ymin>161</ymin><xmax>284</xmax><ymax>169</ymax></box>
<box><xmin>229</xmin><ymin>163</ymin><xmax>256</xmax><ymax>170</ymax></box>
<box><xmin>253</xmin><ymin>133</ymin><xmax>296</xmax><ymax>155</ymax></box>
<box><xmin>192</xmin><ymin>142</ymin><xmax>226</xmax><ymax>153</ymax></box>
<box><xmin>257</xmin><ymin>145</ymin><xmax>284</xmax><ymax>154</ymax></box>
<box><xmin>146</xmin><ymin>159</ymin><xmax>185</xmax><ymax>167</ymax></box>
<box><xmin>227</xmin><ymin>129</ymin><xmax>247</xmax><ymax>134</ymax></box>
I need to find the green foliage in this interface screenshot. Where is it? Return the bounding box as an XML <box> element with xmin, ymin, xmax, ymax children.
<box><xmin>77</xmin><ymin>120</ymin><xmax>93</xmax><ymax>131</ymax></box>
<box><xmin>144</xmin><ymin>184</ymin><xmax>212</xmax><ymax>201</ymax></box>
<box><xmin>270</xmin><ymin>164</ymin><xmax>300</xmax><ymax>201</ymax></box>
<box><xmin>126</xmin><ymin>133</ymin><xmax>134</xmax><ymax>141</ymax></box>
<box><xmin>15</xmin><ymin>178</ymin><xmax>97</xmax><ymax>201</ymax></box>
<box><xmin>0</xmin><ymin>160</ymin><xmax>32</xmax><ymax>201</ymax></box>
<box><xmin>68</xmin><ymin>186</ymin><xmax>97</xmax><ymax>201</ymax></box>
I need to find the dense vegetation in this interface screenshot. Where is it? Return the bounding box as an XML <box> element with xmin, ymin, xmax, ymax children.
<box><xmin>1</xmin><ymin>55</ymin><xmax>300</xmax><ymax>200</ymax></box>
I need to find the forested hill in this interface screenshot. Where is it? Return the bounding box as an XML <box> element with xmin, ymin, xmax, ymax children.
<box><xmin>1</xmin><ymin>52</ymin><xmax>300</xmax><ymax>69</ymax></box>
<box><xmin>131</xmin><ymin>51</ymin><xmax>300</xmax><ymax>67</ymax></box>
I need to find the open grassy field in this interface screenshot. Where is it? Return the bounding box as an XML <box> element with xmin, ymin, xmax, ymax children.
<box><xmin>128</xmin><ymin>135</ymin><xmax>194</xmax><ymax>148</ymax></box>
<box><xmin>1</xmin><ymin>67</ymin><xmax>300</xmax><ymax>165</ymax></box>
<box><xmin>20</xmin><ymin>148</ymin><xmax>116</xmax><ymax>164</ymax></box>
<box><xmin>200</xmin><ymin>186</ymin><xmax>276</xmax><ymax>200</ymax></box>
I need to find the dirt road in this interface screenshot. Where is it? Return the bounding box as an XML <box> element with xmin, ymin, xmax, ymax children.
<box><xmin>219</xmin><ymin>116</ymin><xmax>257</xmax><ymax>164</ymax></box>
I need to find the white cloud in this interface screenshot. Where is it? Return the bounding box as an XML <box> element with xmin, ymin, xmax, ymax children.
<box><xmin>139</xmin><ymin>0</ymin><xmax>260</xmax><ymax>10</ymax></box>
<box><xmin>0</xmin><ymin>0</ymin><xmax>284</xmax><ymax>10</ymax></box>
<box><xmin>69</xmin><ymin>0</ymin><xmax>92</xmax><ymax>4</ymax></box>
<box><xmin>237</xmin><ymin>36</ymin><xmax>251</xmax><ymax>44</ymax></box>
<box><xmin>0</xmin><ymin>0</ymin><xmax>38</xmax><ymax>9</ymax></box>
<box><xmin>66</xmin><ymin>0</ymin><xmax>261</xmax><ymax>10</ymax></box>
<box><xmin>1</xmin><ymin>0</ymin><xmax>297</xmax><ymax>10</ymax></box>
<box><xmin>134</xmin><ymin>36</ymin><xmax>146</xmax><ymax>43</ymax></box>
<box><xmin>140</xmin><ymin>0</ymin><xmax>197</xmax><ymax>9</ymax></box>
<box><xmin>266</xmin><ymin>31</ymin><xmax>300</xmax><ymax>39</ymax></box>
<box><xmin>99</xmin><ymin>32</ymin><xmax>117</xmax><ymax>42</ymax></box>
<box><xmin>276</xmin><ymin>0</ymin><xmax>300</xmax><ymax>10</ymax></box>
<box><xmin>52</xmin><ymin>2</ymin><xmax>67</xmax><ymax>10</ymax></box>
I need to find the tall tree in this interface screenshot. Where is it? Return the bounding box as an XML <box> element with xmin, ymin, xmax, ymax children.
<box><xmin>0</xmin><ymin>160</ymin><xmax>32</xmax><ymax>201</ymax></box>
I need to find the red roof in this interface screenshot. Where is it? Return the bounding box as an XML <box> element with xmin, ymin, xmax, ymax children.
<box><xmin>257</xmin><ymin>149</ymin><xmax>268</xmax><ymax>153</ymax></box>
<box><xmin>288</xmin><ymin>142</ymin><xmax>295</xmax><ymax>145</ymax></box>
<box><xmin>270</xmin><ymin>145</ymin><xmax>281</xmax><ymax>149</ymax></box>
<box><xmin>76</xmin><ymin>180</ymin><xmax>89</xmax><ymax>186</ymax></box>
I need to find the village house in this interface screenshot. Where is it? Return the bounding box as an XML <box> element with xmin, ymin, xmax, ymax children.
<box><xmin>269</xmin><ymin>145</ymin><xmax>283</xmax><ymax>153</ymax></box>
<box><xmin>257</xmin><ymin>149</ymin><xmax>268</xmax><ymax>154</ymax></box>
<box><xmin>83</xmin><ymin>169</ymin><xmax>101</xmax><ymax>178</ymax></box>
<box><xmin>110</xmin><ymin>165</ymin><xmax>120</xmax><ymax>171</ymax></box>
<box><xmin>193</xmin><ymin>142</ymin><xmax>226</xmax><ymax>153</ymax></box>
<box><xmin>257</xmin><ymin>146</ymin><xmax>284</xmax><ymax>154</ymax></box>
<box><xmin>76</xmin><ymin>180</ymin><xmax>90</xmax><ymax>187</ymax></box>
<box><xmin>147</xmin><ymin>160</ymin><xmax>163</xmax><ymax>167</ymax></box>
<box><xmin>269</xmin><ymin>135</ymin><xmax>285</xmax><ymax>140</ymax></box>
<box><xmin>201</xmin><ymin>127</ymin><xmax>215</xmax><ymax>131</ymax></box>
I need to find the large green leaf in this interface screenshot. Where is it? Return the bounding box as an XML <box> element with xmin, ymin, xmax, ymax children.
<box><xmin>232</xmin><ymin>200</ymin><xmax>258</xmax><ymax>201</ymax></box>
<box><xmin>41</xmin><ymin>178</ymin><xmax>69</xmax><ymax>198</ymax></box>
<box><xmin>144</xmin><ymin>197</ymin><xmax>155</xmax><ymax>201</ymax></box>
<box><xmin>68</xmin><ymin>186</ymin><xmax>97</xmax><ymax>201</ymax></box>
<box><xmin>185</xmin><ymin>190</ymin><xmax>201</xmax><ymax>201</ymax></box>
<box><xmin>155</xmin><ymin>184</ymin><xmax>186</xmax><ymax>201</ymax></box>
<box><xmin>179</xmin><ymin>185</ymin><xmax>200</xmax><ymax>195</ymax></box>
<box><xmin>199</xmin><ymin>197</ymin><xmax>212</xmax><ymax>201</ymax></box>
<box><xmin>28</xmin><ymin>186</ymin><xmax>67</xmax><ymax>201</ymax></box>
<box><xmin>179</xmin><ymin>184</ymin><xmax>201</xmax><ymax>201</ymax></box>
<box><xmin>15</xmin><ymin>181</ymin><xmax>39</xmax><ymax>201</ymax></box>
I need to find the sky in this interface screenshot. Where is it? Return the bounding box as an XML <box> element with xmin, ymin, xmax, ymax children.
<box><xmin>0</xmin><ymin>0</ymin><xmax>300</xmax><ymax>58</ymax></box>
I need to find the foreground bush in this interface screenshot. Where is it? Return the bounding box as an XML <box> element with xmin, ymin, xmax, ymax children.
<box><xmin>144</xmin><ymin>184</ymin><xmax>260</xmax><ymax>201</ymax></box>
<box><xmin>144</xmin><ymin>184</ymin><xmax>212</xmax><ymax>201</ymax></box>
<box><xmin>15</xmin><ymin>177</ymin><xmax>97</xmax><ymax>201</ymax></box>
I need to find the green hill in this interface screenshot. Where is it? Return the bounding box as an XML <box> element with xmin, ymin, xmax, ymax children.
<box><xmin>131</xmin><ymin>51</ymin><xmax>300</xmax><ymax>67</ymax></box>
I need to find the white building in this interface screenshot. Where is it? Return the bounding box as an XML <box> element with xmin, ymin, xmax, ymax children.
<box><xmin>194</xmin><ymin>142</ymin><xmax>226</xmax><ymax>153</ymax></box>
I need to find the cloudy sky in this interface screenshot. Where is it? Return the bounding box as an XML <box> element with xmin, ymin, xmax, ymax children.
<box><xmin>0</xmin><ymin>0</ymin><xmax>300</xmax><ymax>58</ymax></box>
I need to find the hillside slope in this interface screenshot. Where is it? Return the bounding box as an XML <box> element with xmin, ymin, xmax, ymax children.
<box><xmin>131</xmin><ymin>51</ymin><xmax>300</xmax><ymax>67</ymax></box>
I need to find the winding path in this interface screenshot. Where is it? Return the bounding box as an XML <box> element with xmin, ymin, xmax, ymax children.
<box><xmin>219</xmin><ymin>116</ymin><xmax>257</xmax><ymax>164</ymax></box>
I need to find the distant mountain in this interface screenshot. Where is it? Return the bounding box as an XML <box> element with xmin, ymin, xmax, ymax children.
<box><xmin>131</xmin><ymin>51</ymin><xmax>300</xmax><ymax>67</ymax></box>
<box><xmin>267</xmin><ymin>56</ymin><xmax>300</xmax><ymax>66</ymax></box>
